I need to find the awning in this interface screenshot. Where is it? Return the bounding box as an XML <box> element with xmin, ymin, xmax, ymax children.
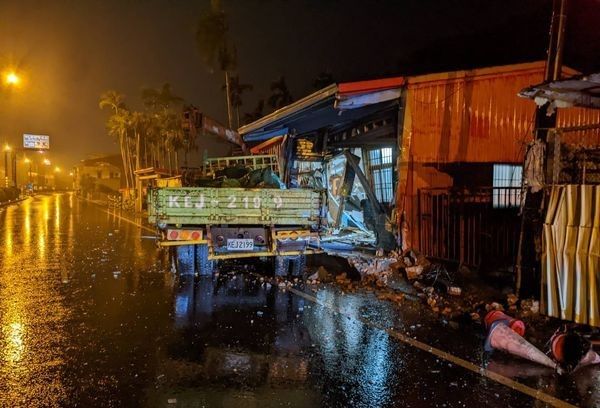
<box><xmin>519</xmin><ymin>73</ymin><xmax>600</xmax><ymax>110</ymax></box>
<box><xmin>239</xmin><ymin>76</ymin><xmax>405</xmax><ymax>142</ymax></box>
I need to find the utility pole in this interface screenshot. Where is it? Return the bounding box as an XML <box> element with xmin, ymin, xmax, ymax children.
<box><xmin>516</xmin><ymin>0</ymin><xmax>568</xmax><ymax>297</ymax></box>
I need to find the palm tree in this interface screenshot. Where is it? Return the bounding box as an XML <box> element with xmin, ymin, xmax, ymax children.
<box><xmin>99</xmin><ymin>90</ymin><xmax>125</xmax><ymax>114</ymax></box>
<box><xmin>99</xmin><ymin>91</ymin><xmax>133</xmax><ymax>189</ymax></box>
<box><xmin>196</xmin><ymin>0</ymin><xmax>237</xmax><ymax>128</ymax></box>
<box><xmin>142</xmin><ymin>83</ymin><xmax>184</xmax><ymax>113</ymax></box>
<box><xmin>268</xmin><ymin>76</ymin><xmax>293</xmax><ymax>110</ymax></box>
<box><xmin>129</xmin><ymin>111</ymin><xmax>147</xmax><ymax>170</ymax></box>
<box><xmin>243</xmin><ymin>99</ymin><xmax>265</xmax><ymax>125</ymax></box>
<box><xmin>142</xmin><ymin>84</ymin><xmax>185</xmax><ymax>172</ymax></box>
<box><xmin>224</xmin><ymin>75</ymin><xmax>252</xmax><ymax>128</ymax></box>
<box><xmin>313</xmin><ymin>71</ymin><xmax>335</xmax><ymax>89</ymax></box>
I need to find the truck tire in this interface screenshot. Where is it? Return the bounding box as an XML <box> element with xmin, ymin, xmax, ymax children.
<box><xmin>274</xmin><ymin>256</ymin><xmax>290</xmax><ymax>277</ymax></box>
<box><xmin>291</xmin><ymin>255</ymin><xmax>306</xmax><ymax>277</ymax></box>
<box><xmin>195</xmin><ymin>244</ymin><xmax>214</xmax><ymax>276</ymax></box>
<box><xmin>176</xmin><ymin>245</ymin><xmax>196</xmax><ymax>276</ymax></box>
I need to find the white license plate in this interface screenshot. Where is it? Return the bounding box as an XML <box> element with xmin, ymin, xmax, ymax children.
<box><xmin>226</xmin><ymin>238</ymin><xmax>254</xmax><ymax>251</ymax></box>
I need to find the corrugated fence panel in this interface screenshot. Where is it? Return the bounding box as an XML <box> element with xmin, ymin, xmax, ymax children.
<box><xmin>543</xmin><ymin>185</ymin><xmax>600</xmax><ymax>327</ymax></box>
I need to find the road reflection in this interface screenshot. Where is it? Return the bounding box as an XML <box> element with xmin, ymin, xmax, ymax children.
<box><xmin>0</xmin><ymin>193</ymin><xmax>598</xmax><ymax>407</ymax></box>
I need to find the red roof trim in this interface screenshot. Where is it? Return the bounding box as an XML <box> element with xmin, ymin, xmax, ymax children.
<box><xmin>338</xmin><ymin>76</ymin><xmax>405</xmax><ymax>96</ymax></box>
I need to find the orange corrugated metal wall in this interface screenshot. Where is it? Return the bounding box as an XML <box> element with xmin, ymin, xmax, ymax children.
<box><xmin>408</xmin><ymin>71</ymin><xmax>541</xmax><ymax>164</ymax></box>
<box><xmin>398</xmin><ymin>62</ymin><xmax>600</xmax><ymax>251</ymax></box>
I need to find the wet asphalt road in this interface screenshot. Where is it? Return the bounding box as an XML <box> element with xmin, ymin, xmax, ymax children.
<box><xmin>0</xmin><ymin>193</ymin><xmax>598</xmax><ymax>407</ymax></box>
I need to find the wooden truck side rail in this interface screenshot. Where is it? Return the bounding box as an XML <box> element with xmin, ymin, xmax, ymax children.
<box><xmin>148</xmin><ymin>187</ymin><xmax>321</xmax><ymax>226</ymax></box>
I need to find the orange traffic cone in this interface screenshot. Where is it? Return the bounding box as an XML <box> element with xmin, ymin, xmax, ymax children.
<box><xmin>550</xmin><ymin>330</ymin><xmax>598</xmax><ymax>373</ymax></box>
<box><xmin>574</xmin><ymin>350</ymin><xmax>600</xmax><ymax>372</ymax></box>
<box><xmin>485</xmin><ymin>322</ymin><xmax>557</xmax><ymax>369</ymax></box>
<box><xmin>484</xmin><ymin>310</ymin><xmax>526</xmax><ymax>336</ymax></box>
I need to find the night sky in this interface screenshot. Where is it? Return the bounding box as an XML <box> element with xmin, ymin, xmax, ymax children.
<box><xmin>0</xmin><ymin>0</ymin><xmax>599</xmax><ymax>167</ymax></box>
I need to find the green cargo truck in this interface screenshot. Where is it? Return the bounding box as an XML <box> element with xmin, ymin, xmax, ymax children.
<box><xmin>148</xmin><ymin>155</ymin><xmax>323</xmax><ymax>275</ymax></box>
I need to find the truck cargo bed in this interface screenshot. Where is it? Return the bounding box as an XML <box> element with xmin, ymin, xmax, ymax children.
<box><xmin>149</xmin><ymin>187</ymin><xmax>321</xmax><ymax>226</ymax></box>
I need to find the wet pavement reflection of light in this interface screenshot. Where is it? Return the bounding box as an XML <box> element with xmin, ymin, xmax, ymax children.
<box><xmin>0</xmin><ymin>193</ymin><xmax>598</xmax><ymax>407</ymax></box>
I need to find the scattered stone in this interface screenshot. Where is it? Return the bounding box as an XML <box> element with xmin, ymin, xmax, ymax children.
<box><xmin>405</xmin><ymin>265</ymin><xmax>424</xmax><ymax>280</ymax></box>
<box><xmin>335</xmin><ymin>272</ymin><xmax>348</xmax><ymax>283</ymax></box>
<box><xmin>520</xmin><ymin>299</ymin><xmax>540</xmax><ymax>315</ymax></box>
<box><xmin>507</xmin><ymin>293</ymin><xmax>519</xmax><ymax>306</ymax></box>
<box><xmin>486</xmin><ymin>302</ymin><xmax>504</xmax><ymax>312</ymax></box>
<box><xmin>447</xmin><ymin>286</ymin><xmax>462</xmax><ymax>296</ymax></box>
<box><xmin>317</xmin><ymin>266</ymin><xmax>331</xmax><ymax>281</ymax></box>
<box><xmin>307</xmin><ymin>271</ymin><xmax>318</xmax><ymax>281</ymax></box>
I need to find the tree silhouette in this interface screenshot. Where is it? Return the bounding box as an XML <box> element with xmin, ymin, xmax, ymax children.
<box><xmin>313</xmin><ymin>71</ymin><xmax>336</xmax><ymax>89</ymax></box>
<box><xmin>223</xmin><ymin>75</ymin><xmax>253</xmax><ymax>128</ymax></box>
<box><xmin>196</xmin><ymin>0</ymin><xmax>237</xmax><ymax>128</ymax></box>
<box><xmin>243</xmin><ymin>99</ymin><xmax>265</xmax><ymax>125</ymax></box>
<box><xmin>268</xmin><ymin>76</ymin><xmax>293</xmax><ymax>110</ymax></box>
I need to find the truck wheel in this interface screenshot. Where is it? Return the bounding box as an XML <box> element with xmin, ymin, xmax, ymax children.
<box><xmin>274</xmin><ymin>256</ymin><xmax>290</xmax><ymax>277</ymax></box>
<box><xmin>291</xmin><ymin>255</ymin><xmax>306</xmax><ymax>277</ymax></box>
<box><xmin>195</xmin><ymin>244</ymin><xmax>214</xmax><ymax>276</ymax></box>
<box><xmin>176</xmin><ymin>245</ymin><xmax>196</xmax><ymax>276</ymax></box>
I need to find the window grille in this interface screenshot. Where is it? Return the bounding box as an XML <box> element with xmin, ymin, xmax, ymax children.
<box><xmin>367</xmin><ymin>147</ymin><xmax>394</xmax><ymax>204</ymax></box>
<box><xmin>492</xmin><ymin>164</ymin><xmax>522</xmax><ymax>208</ymax></box>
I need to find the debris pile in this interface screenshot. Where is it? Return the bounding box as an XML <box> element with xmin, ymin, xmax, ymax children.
<box><xmin>194</xmin><ymin>167</ymin><xmax>285</xmax><ymax>189</ymax></box>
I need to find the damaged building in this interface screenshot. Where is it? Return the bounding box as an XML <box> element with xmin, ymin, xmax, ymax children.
<box><xmin>240</xmin><ymin>61</ymin><xmax>600</xmax><ymax>283</ymax></box>
<box><xmin>239</xmin><ymin>77</ymin><xmax>405</xmax><ymax>252</ymax></box>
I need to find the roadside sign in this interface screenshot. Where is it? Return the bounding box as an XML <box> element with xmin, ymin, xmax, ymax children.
<box><xmin>23</xmin><ymin>134</ymin><xmax>50</xmax><ymax>150</ymax></box>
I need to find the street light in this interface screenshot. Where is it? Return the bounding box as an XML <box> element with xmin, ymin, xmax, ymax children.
<box><xmin>5</xmin><ymin>72</ymin><xmax>19</xmax><ymax>85</ymax></box>
<box><xmin>24</xmin><ymin>158</ymin><xmax>32</xmax><ymax>183</ymax></box>
<box><xmin>54</xmin><ymin>166</ymin><xmax>61</xmax><ymax>173</ymax></box>
<box><xmin>43</xmin><ymin>158</ymin><xmax>51</xmax><ymax>166</ymax></box>
<box><xmin>3</xmin><ymin>144</ymin><xmax>10</xmax><ymax>187</ymax></box>
<box><xmin>6</xmin><ymin>72</ymin><xmax>19</xmax><ymax>85</ymax></box>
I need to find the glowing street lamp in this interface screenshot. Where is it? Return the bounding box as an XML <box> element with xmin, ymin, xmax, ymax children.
<box><xmin>6</xmin><ymin>72</ymin><xmax>19</xmax><ymax>85</ymax></box>
<box><xmin>3</xmin><ymin>144</ymin><xmax>10</xmax><ymax>187</ymax></box>
<box><xmin>24</xmin><ymin>158</ymin><xmax>32</xmax><ymax>183</ymax></box>
<box><xmin>43</xmin><ymin>158</ymin><xmax>51</xmax><ymax>166</ymax></box>
<box><xmin>54</xmin><ymin>166</ymin><xmax>61</xmax><ymax>173</ymax></box>
<box><xmin>3</xmin><ymin>70</ymin><xmax>21</xmax><ymax>88</ymax></box>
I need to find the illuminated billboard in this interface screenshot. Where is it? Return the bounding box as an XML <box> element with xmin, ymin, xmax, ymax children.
<box><xmin>23</xmin><ymin>134</ymin><xmax>50</xmax><ymax>150</ymax></box>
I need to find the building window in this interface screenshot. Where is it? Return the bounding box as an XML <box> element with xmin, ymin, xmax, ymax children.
<box><xmin>493</xmin><ymin>164</ymin><xmax>522</xmax><ymax>208</ymax></box>
<box><xmin>367</xmin><ymin>147</ymin><xmax>394</xmax><ymax>204</ymax></box>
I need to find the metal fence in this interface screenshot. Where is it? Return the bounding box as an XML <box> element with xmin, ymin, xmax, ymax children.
<box><xmin>417</xmin><ymin>187</ymin><xmax>521</xmax><ymax>268</ymax></box>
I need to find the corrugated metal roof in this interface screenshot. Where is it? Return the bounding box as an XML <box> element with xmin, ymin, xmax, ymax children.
<box><xmin>519</xmin><ymin>72</ymin><xmax>600</xmax><ymax>109</ymax></box>
<box><xmin>238</xmin><ymin>84</ymin><xmax>338</xmax><ymax>136</ymax></box>
<box><xmin>338</xmin><ymin>77</ymin><xmax>404</xmax><ymax>96</ymax></box>
<box><xmin>239</xmin><ymin>77</ymin><xmax>405</xmax><ymax>140</ymax></box>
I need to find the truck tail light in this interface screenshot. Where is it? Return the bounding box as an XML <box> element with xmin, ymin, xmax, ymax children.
<box><xmin>167</xmin><ymin>229</ymin><xmax>203</xmax><ymax>241</ymax></box>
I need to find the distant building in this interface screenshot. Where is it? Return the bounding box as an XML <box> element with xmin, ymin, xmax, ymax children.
<box><xmin>74</xmin><ymin>154</ymin><xmax>123</xmax><ymax>196</ymax></box>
